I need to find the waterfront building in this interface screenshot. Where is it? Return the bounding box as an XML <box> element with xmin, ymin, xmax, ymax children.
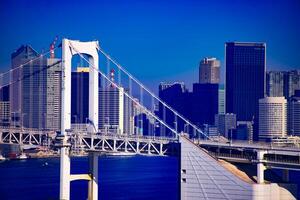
<box><xmin>203</xmin><ymin>124</ymin><xmax>219</xmax><ymax>137</ymax></box>
<box><xmin>21</xmin><ymin>52</ymin><xmax>47</xmax><ymax>129</ymax></box>
<box><xmin>225</xmin><ymin>42</ymin><xmax>266</xmax><ymax>141</ymax></box>
<box><xmin>288</xmin><ymin>90</ymin><xmax>300</xmax><ymax>136</ymax></box>
<box><xmin>10</xmin><ymin>45</ymin><xmax>40</xmax><ymax>127</ymax></box>
<box><xmin>191</xmin><ymin>83</ymin><xmax>219</xmax><ymax>126</ymax></box>
<box><xmin>285</xmin><ymin>70</ymin><xmax>300</xmax><ymax>98</ymax></box>
<box><xmin>98</xmin><ymin>87</ymin><xmax>132</xmax><ymax>135</ymax></box>
<box><xmin>218</xmin><ymin>85</ymin><xmax>225</xmax><ymax>114</ymax></box>
<box><xmin>158</xmin><ymin>82</ymin><xmax>187</xmax><ymax>134</ymax></box>
<box><xmin>259</xmin><ymin>97</ymin><xmax>287</xmax><ymax>141</ymax></box>
<box><xmin>10</xmin><ymin>45</ymin><xmax>63</xmax><ymax>129</ymax></box>
<box><xmin>0</xmin><ymin>85</ymin><xmax>10</xmax><ymax>126</ymax></box>
<box><xmin>71</xmin><ymin>68</ymin><xmax>89</xmax><ymax>124</ymax></box>
<box><xmin>266</xmin><ymin>70</ymin><xmax>300</xmax><ymax>99</ymax></box>
<box><xmin>215</xmin><ymin>113</ymin><xmax>236</xmax><ymax>138</ymax></box>
<box><xmin>199</xmin><ymin>57</ymin><xmax>220</xmax><ymax>84</ymax></box>
<box><xmin>236</xmin><ymin>121</ymin><xmax>253</xmax><ymax>141</ymax></box>
<box><xmin>158</xmin><ymin>82</ymin><xmax>218</xmax><ymax>136</ymax></box>
<box><xmin>266</xmin><ymin>71</ymin><xmax>285</xmax><ymax>97</ymax></box>
<box><xmin>46</xmin><ymin>58</ymin><xmax>61</xmax><ymax>130</ymax></box>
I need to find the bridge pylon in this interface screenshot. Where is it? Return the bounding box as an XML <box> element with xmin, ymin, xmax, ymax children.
<box><xmin>60</xmin><ymin>38</ymin><xmax>99</xmax><ymax>200</ymax></box>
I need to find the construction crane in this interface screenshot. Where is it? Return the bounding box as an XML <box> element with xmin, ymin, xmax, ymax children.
<box><xmin>49</xmin><ymin>36</ymin><xmax>58</xmax><ymax>58</ymax></box>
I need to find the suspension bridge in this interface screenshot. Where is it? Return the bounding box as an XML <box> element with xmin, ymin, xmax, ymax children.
<box><xmin>0</xmin><ymin>38</ymin><xmax>299</xmax><ymax>200</ymax></box>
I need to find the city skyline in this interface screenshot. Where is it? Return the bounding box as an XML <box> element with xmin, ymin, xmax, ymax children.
<box><xmin>1</xmin><ymin>0</ymin><xmax>300</xmax><ymax>90</ymax></box>
<box><xmin>1</xmin><ymin>2</ymin><xmax>300</xmax><ymax>199</ymax></box>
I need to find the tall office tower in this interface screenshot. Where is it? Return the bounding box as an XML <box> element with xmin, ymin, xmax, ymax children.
<box><xmin>288</xmin><ymin>90</ymin><xmax>300</xmax><ymax>136</ymax></box>
<box><xmin>11</xmin><ymin>45</ymin><xmax>40</xmax><ymax>126</ymax></box>
<box><xmin>158</xmin><ymin>82</ymin><xmax>218</xmax><ymax>136</ymax></box>
<box><xmin>266</xmin><ymin>71</ymin><xmax>285</xmax><ymax>97</ymax></box>
<box><xmin>266</xmin><ymin>70</ymin><xmax>300</xmax><ymax>99</ymax></box>
<box><xmin>191</xmin><ymin>83</ymin><xmax>219</xmax><ymax>126</ymax></box>
<box><xmin>225</xmin><ymin>42</ymin><xmax>266</xmax><ymax>141</ymax></box>
<box><xmin>99</xmin><ymin>87</ymin><xmax>127</xmax><ymax>134</ymax></box>
<box><xmin>0</xmin><ymin>85</ymin><xmax>10</xmax><ymax>126</ymax></box>
<box><xmin>259</xmin><ymin>97</ymin><xmax>287</xmax><ymax>141</ymax></box>
<box><xmin>46</xmin><ymin>58</ymin><xmax>62</xmax><ymax>130</ymax></box>
<box><xmin>71</xmin><ymin>68</ymin><xmax>89</xmax><ymax>124</ymax></box>
<box><xmin>159</xmin><ymin>82</ymin><xmax>187</xmax><ymax>133</ymax></box>
<box><xmin>218</xmin><ymin>85</ymin><xmax>225</xmax><ymax>114</ymax></box>
<box><xmin>199</xmin><ymin>57</ymin><xmax>220</xmax><ymax>84</ymax></box>
<box><xmin>123</xmin><ymin>90</ymin><xmax>134</xmax><ymax>135</ymax></box>
<box><xmin>236</xmin><ymin>121</ymin><xmax>253</xmax><ymax>141</ymax></box>
<box><xmin>22</xmin><ymin>57</ymin><xmax>48</xmax><ymax>129</ymax></box>
<box><xmin>215</xmin><ymin>113</ymin><xmax>236</xmax><ymax>138</ymax></box>
<box><xmin>286</xmin><ymin>70</ymin><xmax>300</xmax><ymax>98</ymax></box>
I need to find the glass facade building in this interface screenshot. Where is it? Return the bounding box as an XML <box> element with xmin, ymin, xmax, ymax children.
<box><xmin>266</xmin><ymin>70</ymin><xmax>300</xmax><ymax>99</ymax></box>
<box><xmin>225</xmin><ymin>42</ymin><xmax>266</xmax><ymax>141</ymax></box>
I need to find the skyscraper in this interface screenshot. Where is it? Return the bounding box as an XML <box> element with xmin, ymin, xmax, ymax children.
<box><xmin>259</xmin><ymin>97</ymin><xmax>287</xmax><ymax>141</ymax></box>
<box><xmin>215</xmin><ymin>113</ymin><xmax>236</xmax><ymax>138</ymax></box>
<box><xmin>20</xmin><ymin>52</ymin><xmax>47</xmax><ymax>129</ymax></box>
<box><xmin>218</xmin><ymin>85</ymin><xmax>225</xmax><ymax>114</ymax></box>
<box><xmin>99</xmin><ymin>87</ymin><xmax>127</xmax><ymax>134</ymax></box>
<box><xmin>285</xmin><ymin>70</ymin><xmax>300</xmax><ymax>98</ymax></box>
<box><xmin>0</xmin><ymin>85</ymin><xmax>10</xmax><ymax>126</ymax></box>
<box><xmin>71</xmin><ymin>69</ymin><xmax>89</xmax><ymax>124</ymax></box>
<box><xmin>266</xmin><ymin>71</ymin><xmax>285</xmax><ymax>97</ymax></box>
<box><xmin>199</xmin><ymin>57</ymin><xmax>220</xmax><ymax>84</ymax></box>
<box><xmin>46</xmin><ymin>58</ymin><xmax>62</xmax><ymax>130</ymax></box>
<box><xmin>225</xmin><ymin>42</ymin><xmax>266</xmax><ymax>141</ymax></box>
<box><xmin>191</xmin><ymin>83</ymin><xmax>219</xmax><ymax>126</ymax></box>
<box><xmin>266</xmin><ymin>70</ymin><xmax>300</xmax><ymax>99</ymax></box>
<box><xmin>288</xmin><ymin>90</ymin><xmax>300</xmax><ymax>136</ymax></box>
<box><xmin>158</xmin><ymin>82</ymin><xmax>218</xmax><ymax>136</ymax></box>
<box><xmin>11</xmin><ymin>45</ymin><xmax>63</xmax><ymax>130</ymax></box>
<box><xmin>11</xmin><ymin>45</ymin><xmax>40</xmax><ymax>127</ymax></box>
<box><xmin>158</xmin><ymin>82</ymin><xmax>187</xmax><ymax>134</ymax></box>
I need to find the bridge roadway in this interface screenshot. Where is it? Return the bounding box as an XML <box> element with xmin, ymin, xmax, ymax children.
<box><xmin>196</xmin><ymin>139</ymin><xmax>300</xmax><ymax>170</ymax></box>
<box><xmin>0</xmin><ymin>127</ymin><xmax>179</xmax><ymax>156</ymax></box>
<box><xmin>1</xmin><ymin>127</ymin><xmax>300</xmax><ymax>168</ymax></box>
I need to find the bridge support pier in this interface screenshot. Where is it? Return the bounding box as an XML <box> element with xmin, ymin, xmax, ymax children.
<box><xmin>257</xmin><ymin>150</ymin><xmax>266</xmax><ymax>184</ymax></box>
<box><xmin>60</xmin><ymin>146</ymin><xmax>71</xmax><ymax>200</ymax></box>
<box><xmin>88</xmin><ymin>153</ymin><xmax>98</xmax><ymax>200</ymax></box>
<box><xmin>283</xmin><ymin>169</ymin><xmax>289</xmax><ymax>182</ymax></box>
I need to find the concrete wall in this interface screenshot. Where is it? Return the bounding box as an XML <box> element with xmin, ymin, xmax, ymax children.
<box><xmin>179</xmin><ymin>136</ymin><xmax>297</xmax><ymax>200</ymax></box>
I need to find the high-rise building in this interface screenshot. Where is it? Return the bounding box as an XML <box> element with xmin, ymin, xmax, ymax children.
<box><xmin>71</xmin><ymin>69</ymin><xmax>89</xmax><ymax>124</ymax></box>
<box><xmin>11</xmin><ymin>45</ymin><xmax>40</xmax><ymax>127</ymax></box>
<box><xmin>266</xmin><ymin>71</ymin><xmax>285</xmax><ymax>97</ymax></box>
<box><xmin>11</xmin><ymin>45</ymin><xmax>64</xmax><ymax>130</ymax></box>
<box><xmin>46</xmin><ymin>58</ymin><xmax>62</xmax><ymax>130</ymax></box>
<box><xmin>285</xmin><ymin>70</ymin><xmax>300</xmax><ymax>98</ymax></box>
<box><xmin>199</xmin><ymin>57</ymin><xmax>220</xmax><ymax>84</ymax></box>
<box><xmin>259</xmin><ymin>97</ymin><xmax>287</xmax><ymax>141</ymax></box>
<box><xmin>191</xmin><ymin>83</ymin><xmax>219</xmax><ymax>126</ymax></box>
<box><xmin>266</xmin><ymin>70</ymin><xmax>300</xmax><ymax>99</ymax></box>
<box><xmin>21</xmin><ymin>54</ymin><xmax>47</xmax><ymax>129</ymax></box>
<box><xmin>99</xmin><ymin>87</ymin><xmax>127</xmax><ymax>134</ymax></box>
<box><xmin>215</xmin><ymin>113</ymin><xmax>236</xmax><ymax>138</ymax></box>
<box><xmin>288</xmin><ymin>90</ymin><xmax>300</xmax><ymax>136</ymax></box>
<box><xmin>203</xmin><ymin>124</ymin><xmax>219</xmax><ymax>137</ymax></box>
<box><xmin>218</xmin><ymin>85</ymin><xmax>225</xmax><ymax>114</ymax></box>
<box><xmin>0</xmin><ymin>85</ymin><xmax>10</xmax><ymax>126</ymax></box>
<box><xmin>225</xmin><ymin>42</ymin><xmax>266</xmax><ymax>141</ymax></box>
<box><xmin>236</xmin><ymin>121</ymin><xmax>253</xmax><ymax>142</ymax></box>
<box><xmin>158</xmin><ymin>82</ymin><xmax>187</xmax><ymax>134</ymax></box>
<box><xmin>158</xmin><ymin>82</ymin><xmax>218</xmax><ymax>136</ymax></box>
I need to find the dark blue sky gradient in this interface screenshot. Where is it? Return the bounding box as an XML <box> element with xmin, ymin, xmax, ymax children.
<box><xmin>0</xmin><ymin>0</ymin><xmax>299</xmax><ymax>89</ymax></box>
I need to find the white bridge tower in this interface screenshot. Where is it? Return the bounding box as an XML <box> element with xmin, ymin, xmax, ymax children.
<box><xmin>60</xmin><ymin>39</ymin><xmax>99</xmax><ymax>200</ymax></box>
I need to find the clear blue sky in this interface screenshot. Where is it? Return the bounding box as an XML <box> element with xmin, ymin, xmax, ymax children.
<box><xmin>0</xmin><ymin>0</ymin><xmax>299</xmax><ymax>89</ymax></box>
